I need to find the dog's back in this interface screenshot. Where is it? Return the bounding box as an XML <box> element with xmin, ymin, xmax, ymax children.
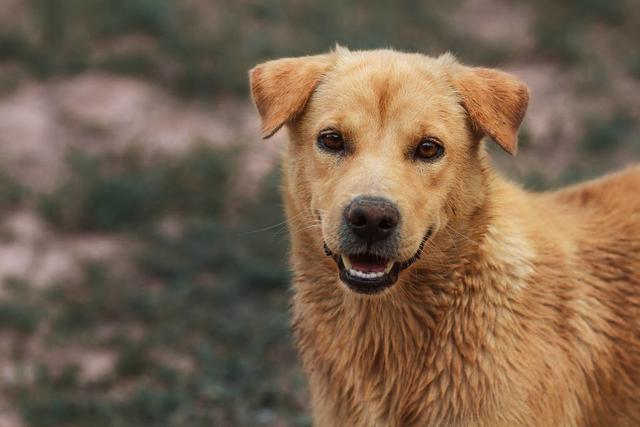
<box><xmin>553</xmin><ymin>166</ymin><xmax>640</xmax><ymax>216</ymax></box>
<box><xmin>550</xmin><ymin>166</ymin><xmax>640</xmax><ymax>273</ymax></box>
<box><xmin>540</xmin><ymin>166</ymin><xmax>640</xmax><ymax>424</ymax></box>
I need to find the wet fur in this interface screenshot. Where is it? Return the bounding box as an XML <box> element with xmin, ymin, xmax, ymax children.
<box><xmin>249</xmin><ymin>48</ymin><xmax>640</xmax><ymax>426</ymax></box>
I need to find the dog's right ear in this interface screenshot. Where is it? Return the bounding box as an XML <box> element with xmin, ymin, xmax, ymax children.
<box><xmin>249</xmin><ymin>54</ymin><xmax>334</xmax><ymax>139</ymax></box>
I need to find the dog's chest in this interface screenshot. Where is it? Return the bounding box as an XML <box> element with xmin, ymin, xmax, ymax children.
<box><xmin>292</xmin><ymin>291</ymin><xmax>507</xmax><ymax>426</ymax></box>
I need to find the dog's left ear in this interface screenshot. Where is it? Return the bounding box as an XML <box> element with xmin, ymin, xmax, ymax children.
<box><xmin>249</xmin><ymin>54</ymin><xmax>334</xmax><ymax>139</ymax></box>
<box><xmin>451</xmin><ymin>66</ymin><xmax>529</xmax><ymax>155</ymax></box>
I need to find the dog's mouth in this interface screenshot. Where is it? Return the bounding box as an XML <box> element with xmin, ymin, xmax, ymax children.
<box><xmin>337</xmin><ymin>253</ymin><xmax>399</xmax><ymax>294</ymax></box>
<box><xmin>324</xmin><ymin>229</ymin><xmax>432</xmax><ymax>295</ymax></box>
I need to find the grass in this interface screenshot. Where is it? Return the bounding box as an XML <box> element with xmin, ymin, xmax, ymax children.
<box><xmin>0</xmin><ymin>0</ymin><xmax>566</xmax><ymax>97</ymax></box>
<box><xmin>0</xmin><ymin>302</ymin><xmax>40</xmax><ymax>334</ymax></box>
<box><xmin>4</xmin><ymin>146</ymin><xmax>305</xmax><ymax>426</ymax></box>
<box><xmin>39</xmin><ymin>145</ymin><xmax>234</xmax><ymax>231</ymax></box>
<box><xmin>629</xmin><ymin>55</ymin><xmax>640</xmax><ymax>80</ymax></box>
<box><xmin>0</xmin><ymin>0</ymin><xmax>635</xmax><ymax>99</ymax></box>
<box><xmin>0</xmin><ymin>169</ymin><xmax>26</xmax><ymax>211</ymax></box>
<box><xmin>579</xmin><ymin>111</ymin><xmax>636</xmax><ymax>155</ymax></box>
<box><xmin>530</xmin><ymin>0</ymin><xmax>635</xmax><ymax>64</ymax></box>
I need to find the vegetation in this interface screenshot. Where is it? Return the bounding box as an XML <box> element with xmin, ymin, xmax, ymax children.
<box><xmin>2</xmin><ymin>147</ymin><xmax>304</xmax><ymax>426</ymax></box>
<box><xmin>0</xmin><ymin>0</ymin><xmax>635</xmax><ymax>98</ymax></box>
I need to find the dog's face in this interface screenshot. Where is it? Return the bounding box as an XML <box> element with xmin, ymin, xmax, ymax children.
<box><xmin>250</xmin><ymin>48</ymin><xmax>528</xmax><ymax>294</ymax></box>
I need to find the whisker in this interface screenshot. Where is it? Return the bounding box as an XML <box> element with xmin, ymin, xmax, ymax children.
<box><xmin>238</xmin><ymin>210</ymin><xmax>312</xmax><ymax>236</ymax></box>
<box><xmin>443</xmin><ymin>223</ymin><xmax>479</xmax><ymax>246</ymax></box>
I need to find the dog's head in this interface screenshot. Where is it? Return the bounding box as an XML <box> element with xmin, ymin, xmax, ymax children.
<box><xmin>250</xmin><ymin>47</ymin><xmax>528</xmax><ymax>294</ymax></box>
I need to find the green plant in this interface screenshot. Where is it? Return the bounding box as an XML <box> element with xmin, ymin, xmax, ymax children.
<box><xmin>8</xmin><ymin>144</ymin><xmax>305</xmax><ymax>426</ymax></box>
<box><xmin>0</xmin><ymin>169</ymin><xmax>25</xmax><ymax>210</ymax></box>
<box><xmin>39</xmin><ymin>146</ymin><xmax>234</xmax><ymax>231</ymax></box>
<box><xmin>579</xmin><ymin>111</ymin><xmax>636</xmax><ymax>155</ymax></box>
<box><xmin>0</xmin><ymin>302</ymin><xmax>41</xmax><ymax>334</ymax></box>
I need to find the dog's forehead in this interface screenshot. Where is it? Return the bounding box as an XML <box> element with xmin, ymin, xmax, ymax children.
<box><xmin>312</xmin><ymin>51</ymin><xmax>462</xmax><ymax>123</ymax></box>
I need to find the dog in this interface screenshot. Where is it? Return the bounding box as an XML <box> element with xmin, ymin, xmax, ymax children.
<box><xmin>249</xmin><ymin>46</ymin><xmax>640</xmax><ymax>426</ymax></box>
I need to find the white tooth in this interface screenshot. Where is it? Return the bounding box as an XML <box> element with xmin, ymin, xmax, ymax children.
<box><xmin>384</xmin><ymin>262</ymin><xmax>394</xmax><ymax>274</ymax></box>
<box><xmin>342</xmin><ymin>256</ymin><xmax>352</xmax><ymax>270</ymax></box>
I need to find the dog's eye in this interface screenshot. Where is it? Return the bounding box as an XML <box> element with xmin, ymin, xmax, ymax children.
<box><xmin>317</xmin><ymin>131</ymin><xmax>345</xmax><ymax>152</ymax></box>
<box><xmin>415</xmin><ymin>138</ymin><xmax>444</xmax><ymax>161</ymax></box>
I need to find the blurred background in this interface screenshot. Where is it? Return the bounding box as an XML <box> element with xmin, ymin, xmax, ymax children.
<box><xmin>0</xmin><ymin>0</ymin><xmax>638</xmax><ymax>426</ymax></box>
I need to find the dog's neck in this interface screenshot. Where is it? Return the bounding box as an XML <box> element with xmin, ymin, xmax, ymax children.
<box><xmin>288</xmin><ymin>160</ymin><xmax>537</xmax><ymax>425</ymax></box>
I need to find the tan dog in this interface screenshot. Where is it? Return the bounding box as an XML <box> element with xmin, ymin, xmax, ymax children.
<box><xmin>249</xmin><ymin>47</ymin><xmax>640</xmax><ymax>426</ymax></box>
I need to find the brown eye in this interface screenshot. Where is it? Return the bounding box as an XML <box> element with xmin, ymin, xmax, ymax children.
<box><xmin>317</xmin><ymin>130</ymin><xmax>345</xmax><ymax>153</ymax></box>
<box><xmin>415</xmin><ymin>138</ymin><xmax>444</xmax><ymax>161</ymax></box>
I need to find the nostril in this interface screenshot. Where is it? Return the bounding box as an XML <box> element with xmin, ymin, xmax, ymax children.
<box><xmin>352</xmin><ymin>216</ymin><xmax>366</xmax><ymax>228</ymax></box>
<box><xmin>347</xmin><ymin>208</ymin><xmax>368</xmax><ymax>228</ymax></box>
<box><xmin>379</xmin><ymin>217</ymin><xmax>396</xmax><ymax>231</ymax></box>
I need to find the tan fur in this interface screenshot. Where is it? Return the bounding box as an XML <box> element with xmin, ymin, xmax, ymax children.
<box><xmin>249</xmin><ymin>47</ymin><xmax>640</xmax><ymax>426</ymax></box>
<box><xmin>450</xmin><ymin>66</ymin><xmax>529</xmax><ymax>155</ymax></box>
<box><xmin>250</xmin><ymin>54</ymin><xmax>334</xmax><ymax>138</ymax></box>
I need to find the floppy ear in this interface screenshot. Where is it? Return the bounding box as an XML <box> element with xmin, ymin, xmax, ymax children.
<box><xmin>249</xmin><ymin>54</ymin><xmax>333</xmax><ymax>139</ymax></box>
<box><xmin>451</xmin><ymin>66</ymin><xmax>529</xmax><ymax>155</ymax></box>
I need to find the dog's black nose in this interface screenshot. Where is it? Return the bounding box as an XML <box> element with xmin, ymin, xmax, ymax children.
<box><xmin>344</xmin><ymin>196</ymin><xmax>400</xmax><ymax>243</ymax></box>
